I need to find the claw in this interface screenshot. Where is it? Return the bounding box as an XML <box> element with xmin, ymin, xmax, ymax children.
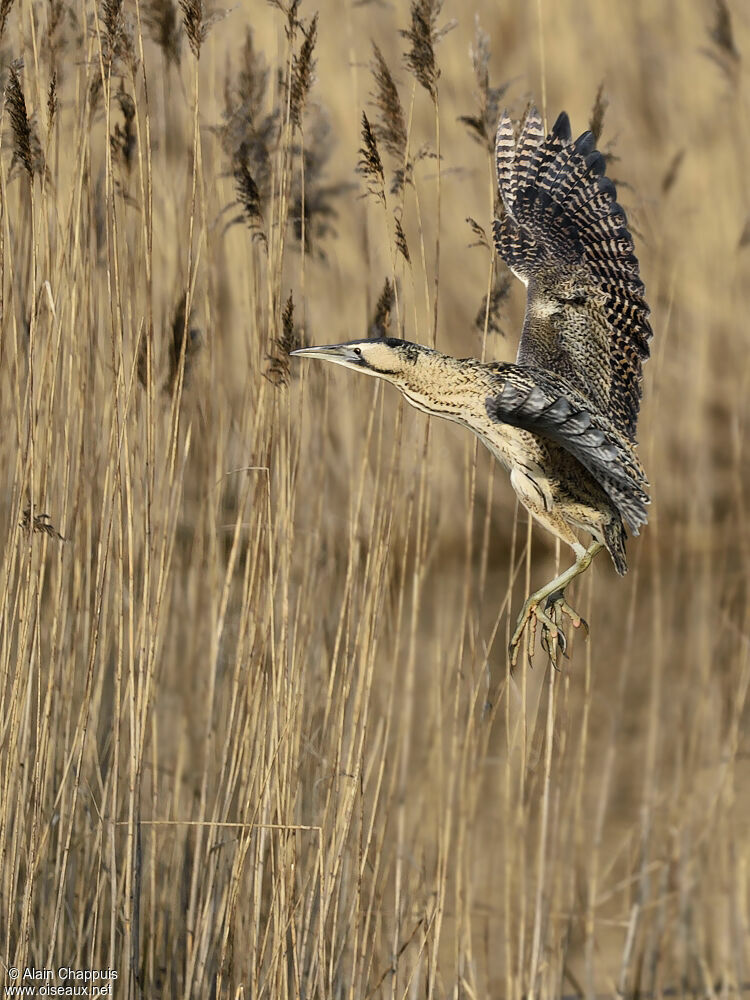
<box><xmin>546</xmin><ymin>593</ymin><xmax>589</xmax><ymax>633</ymax></box>
<box><xmin>546</xmin><ymin>592</ymin><xmax>590</xmax><ymax>652</ymax></box>
<box><xmin>509</xmin><ymin>597</ymin><xmax>567</xmax><ymax>667</ymax></box>
<box><xmin>507</xmin><ymin>542</ymin><xmax>602</xmax><ymax>667</ymax></box>
<box><xmin>527</xmin><ymin>613</ymin><xmax>538</xmax><ymax>664</ymax></box>
<box><xmin>540</xmin><ymin>617</ymin><xmax>567</xmax><ymax>659</ymax></box>
<box><xmin>545</xmin><ymin>626</ymin><xmax>569</xmax><ymax>660</ymax></box>
<box><xmin>509</xmin><ymin>589</ymin><xmax>589</xmax><ymax>666</ymax></box>
<box><xmin>544</xmin><ymin>590</ymin><xmax>589</xmax><ymax>635</ymax></box>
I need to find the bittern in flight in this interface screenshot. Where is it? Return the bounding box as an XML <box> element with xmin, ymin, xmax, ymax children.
<box><xmin>293</xmin><ymin>107</ymin><xmax>651</xmax><ymax>664</ymax></box>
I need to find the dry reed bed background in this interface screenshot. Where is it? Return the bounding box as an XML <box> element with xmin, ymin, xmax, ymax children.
<box><xmin>0</xmin><ymin>0</ymin><xmax>748</xmax><ymax>995</ymax></box>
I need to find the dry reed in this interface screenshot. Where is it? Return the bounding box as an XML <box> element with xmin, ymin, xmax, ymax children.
<box><xmin>0</xmin><ymin>1</ymin><xmax>748</xmax><ymax>998</ymax></box>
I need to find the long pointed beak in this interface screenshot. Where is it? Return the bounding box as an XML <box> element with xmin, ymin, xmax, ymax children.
<box><xmin>290</xmin><ymin>344</ymin><xmax>365</xmax><ymax>368</ymax></box>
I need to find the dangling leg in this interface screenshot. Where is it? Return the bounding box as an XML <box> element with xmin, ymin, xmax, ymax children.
<box><xmin>509</xmin><ymin>540</ymin><xmax>604</xmax><ymax>666</ymax></box>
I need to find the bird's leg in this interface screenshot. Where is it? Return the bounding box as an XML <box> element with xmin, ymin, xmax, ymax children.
<box><xmin>509</xmin><ymin>541</ymin><xmax>604</xmax><ymax>666</ymax></box>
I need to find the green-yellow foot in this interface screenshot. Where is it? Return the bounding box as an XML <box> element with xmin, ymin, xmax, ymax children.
<box><xmin>540</xmin><ymin>590</ymin><xmax>589</xmax><ymax>659</ymax></box>
<box><xmin>509</xmin><ymin>594</ymin><xmax>567</xmax><ymax>666</ymax></box>
<box><xmin>507</xmin><ymin>538</ymin><xmax>603</xmax><ymax>667</ymax></box>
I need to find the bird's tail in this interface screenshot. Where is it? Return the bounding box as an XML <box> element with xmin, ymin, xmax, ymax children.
<box><xmin>603</xmin><ymin>515</ymin><xmax>628</xmax><ymax>576</ymax></box>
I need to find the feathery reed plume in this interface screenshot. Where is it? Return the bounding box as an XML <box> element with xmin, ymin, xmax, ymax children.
<box><xmin>475</xmin><ymin>268</ymin><xmax>511</xmax><ymax>336</ymax></box>
<box><xmin>6</xmin><ymin>62</ymin><xmax>35</xmax><ymax>180</ymax></box>
<box><xmin>357</xmin><ymin>111</ymin><xmax>385</xmax><ymax>205</ymax></box>
<box><xmin>400</xmin><ymin>0</ymin><xmax>445</xmax><ymax>102</ymax></box>
<box><xmin>47</xmin><ymin>71</ymin><xmax>57</xmax><ymax>128</ymax></box>
<box><xmin>291</xmin><ymin>112</ymin><xmax>347</xmax><ymax>256</ymax></box>
<box><xmin>235</xmin><ymin>27</ymin><xmax>269</xmax><ymax>119</ymax></box>
<box><xmin>289</xmin><ymin>12</ymin><xmax>318</xmax><ymax>128</ymax></box>
<box><xmin>233</xmin><ymin>143</ymin><xmax>267</xmax><ymax>244</ymax></box>
<box><xmin>267</xmin><ymin>0</ymin><xmax>300</xmax><ymax>40</ymax></box>
<box><xmin>102</xmin><ymin>0</ymin><xmax>123</xmax><ymax>65</ymax></box>
<box><xmin>169</xmin><ymin>292</ymin><xmax>203</xmax><ymax>393</ymax></box>
<box><xmin>370</xmin><ymin>43</ymin><xmax>411</xmax><ymax>195</ymax></box>
<box><xmin>710</xmin><ymin>0</ymin><xmax>740</xmax><ymax>61</ymax></box>
<box><xmin>219</xmin><ymin>27</ymin><xmax>277</xmax><ymax>202</ymax></box>
<box><xmin>0</xmin><ymin>0</ymin><xmax>15</xmax><ymax>41</ymax></box>
<box><xmin>368</xmin><ymin>277</ymin><xmax>394</xmax><ymax>338</ymax></box>
<box><xmin>465</xmin><ymin>216</ymin><xmax>490</xmax><ymax>251</ymax></box>
<box><xmin>137</xmin><ymin>293</ymin><xmax>202</xmax><ymax>391</ymax></box>
<box><xmin>588</xmin><ymin>83</ymin><xmax>608</xmax><ymax>141</ymax></box>
<box><xmin>458</xmin><ymin>18</ymin><xmax>507</xmax><ymax>152</ymax></box>
<box><xmin>394</xmin><ymin>215</ymin><xmax>410</xmax><ymax>263</ymax></box>
<box><xmin>42</xmin><ymin>0</ymin><xmax>68</xmax><ymax>71</ymax></box>
<box><xmin>703</xmin><ymin>0</ymin><xmax>740</xmax><ymax>80</ymax></box>
<box><xmin>219</xmin><ymin>30</ymin><xmax>273</xmax><ymax>151</ymax></box>
<box><xmin>179</xmin><ymin>0</ymin><xmax>204</xmax><ymax>58</ymax></box>
<box><xmin>219</xmin><ymin>25</ymin><xmax>340</xmax><ymax>251</ymax></box>
<box><xmin>370</xmin><ymin>43</ymin><xmax>407</xmax><ymax>160</ymax></box>
<box><xmin>102</xmin><ymin>0</ymin><xmax>135</xmax><ymax>71</ymax></box>
<box><xmin>20</xmin><ymin>506</ymin><xmax>66</xmax><ymax>541</ymax></box>
<box><xmin>266</xmin><ymin>292</ymin><xmax>307</xmax><ymax>386</ymax></box>
<box><xmin>110</xmin><ymin>88</ymin><xmax>136</xmax><ymax>175</ymax></box>
<box><xmin>145</xmin><ymin>0</ymin><xmax>182</xmax><ymax>67</ymax></box>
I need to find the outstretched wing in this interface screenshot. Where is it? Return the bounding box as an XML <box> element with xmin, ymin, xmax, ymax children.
<box><xmin>486</xmin><ymin>366</ymin><xmax>649</xmax><ymax>535</ymax></box>
<box><xmin>493</xmin><ymin>107</ymin><xmax>652</xmax><ymax>442</ymax></box>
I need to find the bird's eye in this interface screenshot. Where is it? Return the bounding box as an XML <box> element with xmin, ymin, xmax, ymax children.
<box><xmin>354</xmin><ymin>347</ymin><xmax>362</xmax><ymax>357</ymax></box>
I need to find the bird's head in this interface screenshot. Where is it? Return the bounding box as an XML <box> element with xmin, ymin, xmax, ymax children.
<box><xmin>291</xmin><ymin>337</ymin><xmax>426</xmax><ymax>385</ymax></box>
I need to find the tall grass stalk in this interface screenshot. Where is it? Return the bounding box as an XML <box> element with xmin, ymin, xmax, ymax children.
<box><xmin>0</xmin><ymin>1</ymin><xmax>749</xmax><ymax>997</ymax></box>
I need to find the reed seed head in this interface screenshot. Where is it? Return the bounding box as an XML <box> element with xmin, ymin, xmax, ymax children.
<box><xmin>266</xmin><ymin>292</ymin><xmax>308</xmax><ymax>386</ymax></box>
<box><xmin>5</xmin><ymin>62</ymin><xmax>39</xmax><ymax>180</ymax></box>
<box><xmin>459</xmin><ymin>18</ymin><xmax>507</xmax><ymax>152</ymax></box>
<box><xmin>369</xmin><ymin>278</ymin><xmax>395</xmax><ymax>338</ymax></box>
<box><xmin>370</xmin><ymin>43</ymin><xmax>407</xmax><ymax>163</ymax></box>
<box><xmin>589</xmin><ymin>83</ymin><xmax>608</xmax><ymax>142</ymax></box>
<box><xmin>47</xmin><ymin>71</ymin><xmax>57</xmax><ymax>128</ymax></box>
<box><xmin>179</xmin><ymin>0</ymin><xmax>205</xmax><ymax>58</ymax></box>
<box><xmin>394</xmin><ymin>215</ymin><xmax>410</xmax><ymax>264</ymax></box>
<box><xmin>357</xmin><ymin>110</ymin><xmax>385</xmax><ymax>205</ymax></box>
<box><xmin>400</xmin><ymin>0</ymin><xmax>442</xmax><ymax>102</ymax></box>
<box><xmin>20</xmin><ymin>506</ymin><xmax>65</xmax><ymax>541</ymax></box>
<box><xmin>290</xmin><ymin>12</ymin><xmax>318</xmax><ymax>128</ymax></box>
<box><xmin>474</xmin><ymin>267</ymin><xmax>511</xmax><ymax>337</ymax></box>
<box><xmin>0</xmin><ymin>0</ymin><xmax>15</xmax><ymax>42</ymax></box>
<box><xmin>233</xmin><ymin>143</ymin><xmax>267</xmax><ymax>244</ymax></box>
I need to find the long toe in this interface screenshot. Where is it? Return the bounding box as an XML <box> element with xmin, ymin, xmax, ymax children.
<box><xmin>511</xmin><ymin>599</ymin><xmax>571</xmax><ymax>665</ymax></box>
<box><xmin>509</xmin><ymin>628</ymin><xmax>528</xmax><ymax>667</ymax></box>
<box><xmin>509</xmin><ymin>601</ymin><xmax>537</xmax><ymax>665</ymax></box>
<box><xmin>569</xmin><ymin>605</ymin><xmax>589</xmax><ymax>636</ymax></box>
<box><xmin>546</xmin><ymin>592</ymin><xmax>588</xmax><ymax>632</ymax></box>
<box><xmin>541</xmin><ymin>622</ymin><xmax>567</xmax><ymax>659</ymax></box>
<box><xmin>559</xmin><ymin>598</ymin><xmax>588</xmax><ymax>634</ymax></box>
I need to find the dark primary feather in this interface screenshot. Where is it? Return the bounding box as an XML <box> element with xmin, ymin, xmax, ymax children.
<box><xmin>493</xmin><ymin>107</ymin><xmax>652</xmax><ymax>442</ymax></box>
<box><xmin>485</xmin><ymin>365</ymin><xmax>649</xmax><ymax>535</ymax></box>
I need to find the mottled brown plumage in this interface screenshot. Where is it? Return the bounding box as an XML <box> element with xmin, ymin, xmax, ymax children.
<box><xmin>494</xmin><ymin>107</ymin><xmax>651</xmax><ymax>441</ymax></box>
<box><xmin>293</xmin><ymin>107</ymin><xmax>651</xmax><ymax>662</ymax></box>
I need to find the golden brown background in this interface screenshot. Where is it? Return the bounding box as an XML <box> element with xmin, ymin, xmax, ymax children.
<box><xmin>1</xmin><ymin>0</ymin><xmax>748</xmax><ymax>995</ymax></box>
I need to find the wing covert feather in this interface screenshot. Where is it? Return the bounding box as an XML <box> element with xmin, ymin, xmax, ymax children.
<box><xmin>486</xmin><ymin>367</ymin><xmax>650</xmax><ymax>535</ymax></box>
<box><xmin>493</xmin><ymin>107</ymin><xmax>652</xmax><ymax>442</ymax></box>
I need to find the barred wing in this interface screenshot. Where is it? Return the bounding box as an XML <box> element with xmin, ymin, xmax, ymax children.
<box><xmin>493</xmin><ymin>107</ymin><xmax>652</xmax><ymax>442</ymax></box>
<box><xmin>486</xmin><ymin>367</ymin><xmax>650</xmax><ymax>535</ymax></box>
